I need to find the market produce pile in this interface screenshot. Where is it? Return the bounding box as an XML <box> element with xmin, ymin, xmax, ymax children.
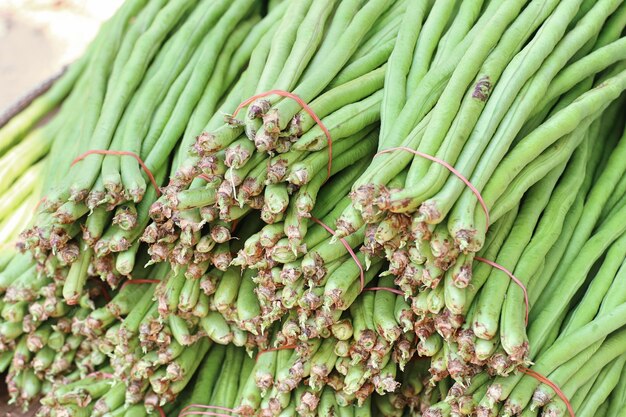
<box><xmin>1</xmin><ymin>0</ymin><xmax>626</xmax><ymax>416</ymax></box>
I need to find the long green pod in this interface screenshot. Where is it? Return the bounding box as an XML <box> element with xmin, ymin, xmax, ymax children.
<box><xmin>380</xmin><ymin>0</ymin><xmax>427</xmax><ymax>140</ymax></box>
<box><xmin>534</xmin><ymin>37</ymin><xmax>626</xmax><ymax>116</ymax></box>
<box><xmin>298</xmin><ymin>197</ymin><xmax>351</xmax><ymax>252</ymax></box>
<box><xmin>536</xmin><ymin>122</ymin><xmax>626</xmax><ymax>306</ymax></box>
<box><xmin>254</xmin><ymin>0</ymin><xmax>313</xmax><ymax>94</ymax></box>
<box><xmin>301</xmin><ymin>227</ymin><xmax>366</xmax><ymax>278</ymax></box>
<box><xmin>528</xmin><ymin>206</ymin><xmax>626</xmax><ymax>357</ymax></box>
<box><xmin>295</xmin><ymin>68</ymin><xmax>385</xmax><ymax>138</ymax></box>
<box><xmin>606</xmin><ymin>360</ymin><xmax>626</xmax><ymax>417</ymax></box>
<box><xmin>532</xmin><ymin>328</ymin><xmax>626</xmax><ymax>413</ymax></box>
<box><xmin>372</xmin><ymin>275</ymin><xmax>402</xmax><ymax>343</ymax></box>
<box><xmin>405</xmin><ymin>0</ymin><xmax>458</xmax><ymax>94</ymax></box>
<box><xmin>0</xmin><ymin>160</ymin><xmax>43</xmax><ymax>222</ymax></box>
<box><xmin>305</xmin><ymin>0</ymin><xmax>364</xmax><ymax>75</ymax></box>
<box><xmin>274</xmin><ymin>0</ymin><xmax>336</xmax><ymax>92</ymax></box>
<box><xmin>501</xmin><ymin>141</ymin><xmax>587</xmax><ymax>357</ymax></box>
<box><xmin>527</xmin><ymin>195</ymin><xmax>583</xmax><ymax>305</ymax></box>
<box><xmin>356</xmin><ymin>0</ymin><xmax>502</xmax><ymax>168</ymax></box>
<box><xmin>237</xmin><ymin>269</ymin><xmax>261</xmax><ymax>333</ymax></box>
<box><xmin>509</xmin><ymin>309</ymin><xmax>626</xmax><ymax>414</ymax></box>
<box><xmin>209</xmin><ymin>345</ymin><xmax>245</xmax><ymax>410</ymax></box>
<box><xmin>576</xmin><ymin>354</ymin><xmax>626</xmax><ymax>417</ymax></box>
<box><xmin>473</xmin><ymin>165</ymin><xmax>563</xmax><ymax>342</ymax></box>
<box><xmin>119</xmin><ymin>282</ymin><xmax>157</xmax><ymax>340</ymax></box>
<box><xmin>213</xmin><ymin>267</ymin><xmax>243</xmax><ymax>315</ymax></box>
<box><xmin>529</xmin><ymin>259</ymin><xmax>626</xmax><ymax>407</ymax></box>
<box><xmin>0</xmin><ymin>128</ymin><xmax>51</xmax><ymax>196</ymax></box>
<box><xmin>123</xmin><ymin>0</ymin><xmax>242</xmax><ymax>199</ymax></box>
<box><xmin>133</xmin><ymin>39</ymin><xmax>205</xmax><ymax>165</ymax></box>
<box><xmin>62</xmin><ymin>243</ymin><xmax>92</xmax><ymax>305</ymax></box>
<box><xmin>329</xmin><ymin>38</ymin><xmax>395</xmax><ymax>89</ymax></box>
<box><xmin>432</xmin><ymin>0</ymin><xmax>486</xmax><ymax>67</ymax></box>
<box><xmin>568</xmin><ymin>373</ymin><xmax>602</xmax><ymax>415</ymax></box>
<box><xmin>168</xmin><ymin>338</ymin><xmax>212</xmax><ymax>396</ymax></box>
<box><xmin>488</xmin><ymin>127</ymin><xmax>588</xmax><ymax>222</ymax></box>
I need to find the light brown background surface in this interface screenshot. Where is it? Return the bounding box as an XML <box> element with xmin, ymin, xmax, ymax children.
<box><xmin>0</xmin><ymin>0</ymin><xmax>122</xmax><ymax>112</ymax></box>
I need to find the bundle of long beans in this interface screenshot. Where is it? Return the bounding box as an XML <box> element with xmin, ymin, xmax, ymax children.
<box><xmin>1</xmin><ymin>0</ymin><xmax>626</xmax><ymax>416</ymax></box>
<box><xmin>334</xmin><ymin>0</ymin><xmax>626</xmax><ymax>374</ymax></box>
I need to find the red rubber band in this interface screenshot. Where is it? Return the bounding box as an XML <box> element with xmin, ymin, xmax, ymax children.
<box><xmin>256</xmin><ymin>344</ymin><xmax>297</xmax><ymax>362</ymax></box>
<box><xmin>86</xmin><ymin>371</ymin><xmax>115</xmax><ymax>379</ymax></box>
<box><xmin>364</xmin><ymin>286</ymin><xmax>404</xmax><ymax>296</ymax></box>
<box><xmin>71</xmin><ymin>150</ymin><xmax>162</xmax><ymax>197</ymax></box>
<box><xmin>121</xmin><ymin>278</ymin><xmax>160</xmax><ymax>289</ymax></box>
<box><xmin>310</xmin><ymin>217</ymin><xmax>365</xmax><ymax>292</ymax></box>
<box><xmin>519</xmin><ymin>367</ymin><xmax>574</xmax><ymax>417</ymax></box>
<box><xmin>375</xmin><ymin>147</ymin><xmax>489</xmax><ymax>230</ymax></box>
<box><xmin>179</xmin><ymin>405</ymin><xmax>240</xmax><ymax>417</ymax></box>
<box><xmin>97</xmin><ymin>280</ymin><xmax>111</xmax><ymax>303</ymax></box>
<box><xmin>233</xmin><ymin>90</ymin><xmax>333</xmax><ymax>180</ymax></box>
<box><xmin>198</xmin><ymin>174</ymin><xmax>212</xmax><ymax>182</ymax></box>
<box><xmin>157</xmin><ymin>406</ymin><xmax>166</xmax><ymax>417</ymax></box>
<box><xmin>34</xmin><ymin>197</ymin><xmax>46</xmax><ymax>212</ymax></box>
<box><xmin>475</xmin><ymin>257</ymin><xmax>529</xmax><ymax>325</ymax></box>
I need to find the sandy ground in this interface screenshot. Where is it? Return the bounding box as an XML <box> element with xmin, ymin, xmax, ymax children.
<box><xmin>0</xmin><ymin>1</ymin><xmax>122</xmax><ymax>414</ymax></box>
<box><xmin>0</xmin><ymin>0</ymin><xmax>123</xmax><ymax>113</ymax></box>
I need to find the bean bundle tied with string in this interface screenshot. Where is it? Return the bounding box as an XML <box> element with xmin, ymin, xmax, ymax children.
<box><xmin>1</xmin><ymin>0</ymin><xmax>626</xmax><ymax>416</ymax></box>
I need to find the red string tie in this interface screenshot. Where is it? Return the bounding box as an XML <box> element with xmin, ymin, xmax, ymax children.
<box><xmin>231</xmin><ymin>219</ymin><xmax>240</xmax><ymax>233</ymax></box>
<box><xmin>375</xmin><ymin>147</ymin><xmax>489</xmax><ymax>230</ymax></box>
<box><xmin>95</xmin><ymin>279</ymin><xmax>111</xmax><ymax>303</ymax></box>
<box><xmin>34</xmin><ymin>197</ymin><xmax>46</xmax><ymax>212</ymax></box>
<box><xmin>121</xmin><ymin>278</ymin><xmax>161</xmax><ymax>289</ymax></box>
<box><xmin>519</xmin><ymin>367</ymin><xmax>574</xmax><ymax>417</ymax></box>
<box><xmin>310</xmin><ymin>217</ymin><xmax>365</xmax><ymax>292</ymax></box>
<box><xmin>157</xmin><ymin>406</ymin><xmax>167</xmax><ymax>417</ymax></box>
<box><xmin>475</xmin><ymin>257</ymin><xmax>529</xmax><ymax>325</ymax></box>
<box><xmin>364</xmin><ymin>286</ymin><xmax>404</xmax><ymax>296</ymax></box>
<box><xmin>233</xmin><ymin>90</ymin><xmax>333</xmax><ymax>181</ymax></box>
<box><xmin>179</xmin><ymin>405</ymin><xmax>240</xmax><ymax>417</ymax></box>
<box><xmin>86</xmin><ymin>371</ymin><xmax>115</xmax><ymax>379</ymax></box>
<box><xmin>71</xmin><ymin>150</ymin><xmax>161</xmax><ymax>197</ymax></box>
<box><xmin>255</xmin><ymin>344</ymin><xmax>297</xmax><ymax>362</ymax></box>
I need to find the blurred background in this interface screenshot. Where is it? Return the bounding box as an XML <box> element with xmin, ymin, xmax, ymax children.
<box><xmin>0</xmin><ymin>0</ymin><xmax>123</xmax><ymax>113</ymax></box>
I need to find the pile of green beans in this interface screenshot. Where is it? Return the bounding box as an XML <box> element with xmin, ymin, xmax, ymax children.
<box><xmin>1</xmin><ymin>0</ymin><xmax>626</xmax><ymax>416</ymax></box>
